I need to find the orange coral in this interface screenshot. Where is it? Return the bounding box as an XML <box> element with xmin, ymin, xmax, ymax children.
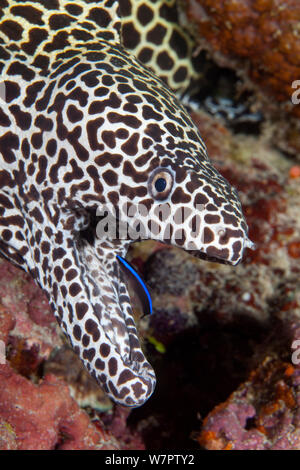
<box><xmin>289</xmin><ymin>166</ymin><xmax>300</xmax><ymax>179</ymax></box>
<box><xmin>288</xmin><ymin>241</ymin><xmax>300</xmax><ymax>259</ymax></box>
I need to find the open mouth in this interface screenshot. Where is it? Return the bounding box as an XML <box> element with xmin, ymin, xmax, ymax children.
<box><xmin>78</xmin><ymin>209</ymin><xmax>255</xmax><ymax>316</ymax></box>
<box><xmin>117</xmin><ymin>255</ymin><xmax>152</xmax><ymax>317</ymax></box>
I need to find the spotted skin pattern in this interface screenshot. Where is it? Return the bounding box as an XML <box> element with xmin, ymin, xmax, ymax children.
<box><xmin>120</xmin><ymin>0</ymin><xmax>201</xmax><ymax>95</ymax></box>
<box><xmin>0</xmin><ymin>0</ymin><xmax>254</xmax><ymax>407</ymax></box>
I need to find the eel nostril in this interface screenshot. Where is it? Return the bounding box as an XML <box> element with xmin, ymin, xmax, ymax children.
<box><xmin>231</xmin><ymin>187</ymin><xmax>239</xmax><ymax>198</ymax></box>
<box><xmin>245</xmin><ymin>238</ymin><xmax>256</xmax><ymax>251</ymax></box>
<box><xmin>217</xmin><ymin>227</ymin><xmax>228</xmax><ymax>244</ymax></box>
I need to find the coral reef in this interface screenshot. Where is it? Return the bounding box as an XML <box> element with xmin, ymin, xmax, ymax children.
<box><xmin>0</xmin><ymin>0</ymin><xmax>300</xmax><ymax>451</ymax></box>
<box><xmin>197</xmin><ymin>357</ymin><xmax>300</xmax><ymax>450</ymax></box>
<box><xmin>126</xmin><ymin>109</ymin><xmax>300</xmax><ymax>449</ymax></box>
<box><xmin>0</xmin><ymin>364</ymin><xmax>120</xmax><ymax>450</ymax></box>
<box><xmin>0</xmin><ymin>101</ymin><xmax>299</xmax><ymax>450</ymax></box>
<box><xmin>186</xmin><ymin>0</ymin><xmax>300</xmax><ymax>112</ymax></box>
<box><xmin>0</xmin><ymin>260</ymin><xmax>144</xmax><ymax>450</ymax></box>
<box><xmin>44</xmin><ymin>345</ymin><xmax>112</xmax><ymax>412</ymax></box>
<box><xmin>185</xmin><ymin>0</ymin><xmax>300</xmax><ymax>156</ymax></box>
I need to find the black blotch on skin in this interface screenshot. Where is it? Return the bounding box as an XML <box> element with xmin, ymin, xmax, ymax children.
<box><xmin>72</xmin><ymin>28</ymin><xmax>93</xmax><ymax>42</ymax></box>
<box><xmin>138</xmin><ymin>47</ymin><xmax>153</xmax><ymax>63</ymax></box>
<box><xmin>0</xmin><ymin>132</ymin><xmax>19</xmax><ymax>163</ymax></box>
<box><xmin>87</xmin><ymin>7</ymin><xmax>110</xmax><ymax>28</ymax></box>
<box><xmin>100</xmin><ymin>343</ymin><xmax>110</xmax><ymax>358</ymax></box>
<box><xmin>203</xmin><ymin>227</ymin><xmax>214</xmax><ymax>244</ymax></box>
<box><xmin>169</xmin><ymin>29</ymin><xmax>188</xmax><ymax>58</ymax></box>
<box><xmin>75</xmin><ymin>302</ymin><xmax>88</xmax><ymax>320</ymax></box>
<box><xmin>174</xmin><ymin>66</ymin><xmax>187</xmax><ymax>83</ymax></box>
<box><xmin>35</xmin><ymin>114</ymin><xmax>53</xmax><ymax>131</ymax></box>
<box><xmin>69</xmin><ymin>282</ymin><xmax>82</xmax><ymax>297</ymax></box>
<box><xmin>221</xmin><ymin>210</ymin><xmax>239</xmax><ymax>227</ymax></box>
<box><xmin>121</xmin><ymin>133</ymin><xmax>139</xmax><ymax>156</ymax></box>
<box><xmin>49</xmin><ymin>13</ymin><xmax>74</xmax><ymax>30</ymax></box>
<box><xmin>32</xmin><ymin>53</ymin><xmax>50</xmax><ymax>71</ymax></box>
<box><xmin>7</xmin><ymin>61</ymin><xmax>35</xmax><ymax>81</ymax></box>
<box><xmin>9</xmin><ymin>105</ymin><xmax>32</xmax><ymax>130</ymax></box>
<box><xmin>102</xmin><ymin>169</ymin><xmax>118</xmax><ymax>186</ymax></box>
<box><xmin>206</xmin><ymin>246</ymin><xmax>229</xmax><ymax>260</ymax></box>
<box><xmin>21</xmin><ymin>28</ymin><xmax>48</xmax><ymax>55</ymax></box>
<box><xmin>66</xmin><ymin>104</ymin><xmax>83</xmax><ymax>123</ymax></box>
<box><xmin>87</xmin><ymin>117</ymin><xmax>105</xmax><ymax>151</ymax></box>
<box><xmin>5</xmin><ymin>81</ymin><xmax>21</xmax><ymax>103</ymax></box>
<box><xmin>85</xmin><ymin>319</ymin><xmax>100</xmax><ymax>342</ymax></box>
<box><xmin>44</xmin><ymin>30</ymin><xmax>70</xmax><ymax>53</ymax></box>
<box><xmin>137</xmin><ymin>3</ymin><xmax>154</xmax><ymax>25</ymax></box>
<box><xmin>145</xmin><ymin>124</ymin><xmax>164</xmax><ymax>142</ymax></box>
<box><xmin>119</xmin><ymin>0</ymin><xmax>132</xmax><ymax>16</ymax></box>
<box><xmin>157</xmin><ymin>51</ymin><xmax>174</xmax><ymax>70</ymax></box>
<box><xmin>102</xmin><ymin>130</ymin><xmax>116</xmax><ymax>149</ymax></box>
<box><xmin>73</xmin><ymin>324</ymin><xmax>82</xmax><ymax>341</ymax></box>
<box><xmin>171</xmin><ymin>187</ymin><xmax>191</xmax><ymax>204</ymax></box>
<box><xmin>0</xmin><ymin>20</ymin><xmax>23</xmax><ymax>40</ymax></box>
<box><xmin>146</xmin><ymin>23</ymin><xmax>167</xmax><ymax>45</ymax></box>
<box><xmin>65</xmin><ymin>3</ymin><xmax>83</xmax><ymax>15</ymax></box>
<box><xmin>46</xmin><ymin>139</ymin><xmax>57</xmax><ymax>157</ymax></box>
<box><xmin>83</xmin><ymin>348</ymin><xmax>96</xmax><ymax>361</ymax></box>
<box><xmin>80</xmin><ymin>70</ymin><xmax>100</xmax><ymax>87</ymax></box>
<box><xmin>123</xmin><ymin>160</ymin><xmax>147</xmax><ymax>184</ymax></box>
<box><xmin>122</xmin><ymin>21</ymin><xmax>140</xmax><ymax>49</ymax></box>
<box><xmin>108</xmin><ymin>357</ymin><xmax>118</xmax><ymax>377</ymax></box>
<box><xmin>204</xmin><ymin>214</ymin><xmax>221</xmax><ymax>224</ymax></box>
<box><xmin>118</xmin><ymin>369</ymin><xmax>136</xmax><ymax>385</ymax></box>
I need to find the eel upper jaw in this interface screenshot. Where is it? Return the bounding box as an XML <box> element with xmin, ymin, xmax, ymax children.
<box><xmin>189</xmin><ymin>235</ymin><xmax>256</xmax><ymax>266</ymax></box>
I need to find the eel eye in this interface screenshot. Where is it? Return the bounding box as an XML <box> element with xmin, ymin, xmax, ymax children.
<box><xmin>155</xmin><ymin>178</ymin><xmax>167</xmax><ymax>192</ymax></box>
<box><xmin>149</xmin><ymin>168</ymin><xmax>174</xmax><ymax>200</ymax></box>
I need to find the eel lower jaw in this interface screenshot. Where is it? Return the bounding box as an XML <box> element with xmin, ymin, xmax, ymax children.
<box><xmin>75</xmin><ymin>238</ymin><xmax>156</xmax><ymax>406</ymax></box>
<box><xmin>81</xmin><ymin>236</ymin><xmax>152</xmax><ymax>366</ymax></box>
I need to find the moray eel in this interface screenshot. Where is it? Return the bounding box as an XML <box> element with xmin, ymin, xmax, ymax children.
<box><xmin>0</xmin><ymin>0</ymin><xmax>254</xmax><ymax>407</ymax></box>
